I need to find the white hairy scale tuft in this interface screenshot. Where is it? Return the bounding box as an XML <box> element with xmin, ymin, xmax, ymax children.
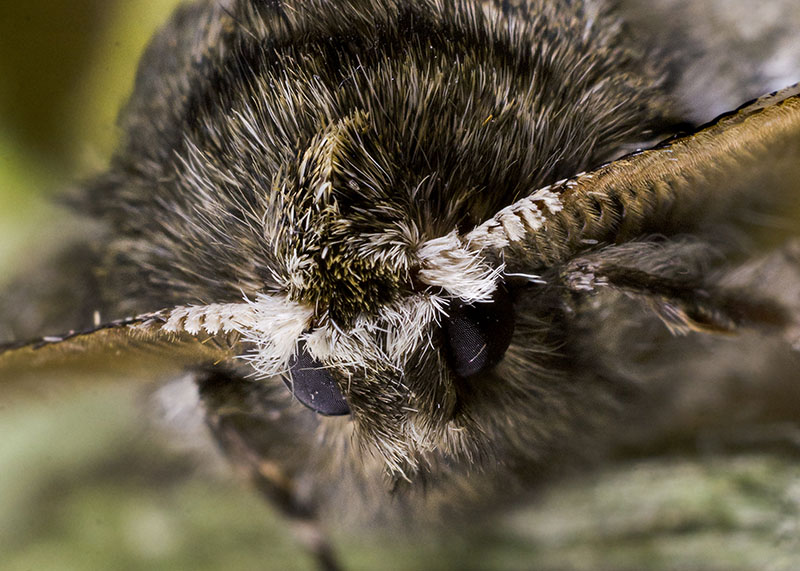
<box><xmin>161</xmin><ymin>295</ymin><xmax>313</xmax><ymax>377</ymax></box>
<box><xmin>416</xmin><ymin>231</ymin><xmax>502</xmax><ymax>304</ymax></box>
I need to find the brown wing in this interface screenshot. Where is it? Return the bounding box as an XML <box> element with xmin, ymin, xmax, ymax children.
<box><xmin>0</xmin><ymin>310</ymin><xmax>240</xmax><ymax>394</ymax></box>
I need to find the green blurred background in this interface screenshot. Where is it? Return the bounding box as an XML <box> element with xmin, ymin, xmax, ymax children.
<box><xmin>0</xmin><ymin>1</ymin><xmax>182</xmax><ymax>271</ymax></box>
<box><xmin>1</xmin><ymin>3</ymin><xmax>799</xmax><ymax>570</ymax></box>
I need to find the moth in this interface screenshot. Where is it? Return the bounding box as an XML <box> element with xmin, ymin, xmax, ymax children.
<box><xmin>2</xmin><ymin>0</ymin><xmax>800</xmax><ymax>569</ymax></box>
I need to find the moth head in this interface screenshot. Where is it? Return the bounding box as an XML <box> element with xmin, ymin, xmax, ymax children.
<box><xmin>5</xmin><ymin>0</ymin><xmax>800</xmax><ymax>481</ymax></box>
<box><xmin>278</xmin><ymin>237</ymin><xmax>516</xmax><ymax>474</ymax></box>
<box><xmin>70</xmin><ymin>0</ymin><xmax>671</xmax><ymax>476</ymax></box>
<box><xmin>182</xmin><ymin>208</ymin><xmax>520</xmax><ymax>475</ymax></box>
<box><xmin>224</xmin><ymin>99</ymin><xmax>574</xmax><ymax>473</ymax></box>
<box><xmin>6</xmin><ymin>83</ymin><xmax>797</xmax><ymax>480</ymax></box>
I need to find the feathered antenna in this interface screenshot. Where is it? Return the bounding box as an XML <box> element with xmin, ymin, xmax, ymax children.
<box><xmin>0</xmin><ymin>309</ymin><xmax>235</xmax><ymax>385</ymax></box>
<box><xmin>0</xmin><ymin>295</ymin><xmax>313</xmax><ymax>385</ymax></box>
<box><xmin>418</xmin><ymin>84</ymin><xmax>800</xmax><ymax>280</ymax></box>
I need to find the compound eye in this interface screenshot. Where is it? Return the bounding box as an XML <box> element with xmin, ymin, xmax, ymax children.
<box><xmin>285</xmin><ymin>342</ymin><xmax>350</xmax><ymax>416</ymax></box>
<box><xmin>443</xmin><ymin>285</ymin><xmax>515</xmax><ymax>378</ymax></box>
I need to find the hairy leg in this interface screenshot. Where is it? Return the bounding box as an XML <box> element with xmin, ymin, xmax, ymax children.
<box><xmin>196</xmin><ymin>369</ymin><xmax>343</xmax><ymax>571</ymax></box>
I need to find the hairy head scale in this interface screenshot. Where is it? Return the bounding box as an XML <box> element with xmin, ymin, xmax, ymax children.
<box><xmin>73</xmin><ymin>0</ymin><xmax>678</xmax><ymax>476</ymax></box>
<box><xmin>6</xmin><ymin>1</ymin><xmax>799</xmax><ymax>529</ymax></box>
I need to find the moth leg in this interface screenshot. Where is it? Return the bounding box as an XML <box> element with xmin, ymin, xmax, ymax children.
<box><xmin>689</xmin><ymin>238</ymin><xmax>800</xmax><ymax>454</ymax></box>
<box><xmin>195</xmin><ymin>368</ymin><xmax>343</xmax><ymax>571</ymax></box>
<box><xmin>560</xmin><ymin>239</ymin><xmax>800</xmax><ymax>453</ymax></box>
<box><xmin>718</xmin><ymin>238</ymin><xmax>800</xmax><ymax>348</ymax></box>
<box><xmin>559</xmin><ymin>238</ymin><xmax>793</xmax><ymax>336</ymax></box>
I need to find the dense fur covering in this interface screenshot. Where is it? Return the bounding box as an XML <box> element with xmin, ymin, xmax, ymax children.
<box><xmin>80</xmin><ymin>0</ymin><xmax>678</xmax><ymax>506</ymax></box>
<box><xmin>87</xmin><ymin>0</ymin><xmax>672</xmax><ymax>317</ymax></box>
<box><xmin>4</xmin><ymin>0</ymin><xmax>800</xmax><ymax>543</ymax></box>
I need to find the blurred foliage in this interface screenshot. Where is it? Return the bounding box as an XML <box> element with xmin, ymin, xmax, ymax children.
<box><xmin>0</xmin><ymin>0</ymin><xmax>181</xmax><ymax>171</ymax></box>
<box><xmin>0</xmin><ymin>0</ymin><xmax>183</xmax><ymax>272</ymax></box>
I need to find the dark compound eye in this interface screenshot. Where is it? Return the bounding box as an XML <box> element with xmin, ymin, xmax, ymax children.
<box><xmin>443</xmin><ymin>285</ymin><xmax>516</xmax><ymax>378</ymax></box>
<box><xmin>285</xmin><ymin>342</ymin><xmax>350</xmax><ymax>416</ymax></box>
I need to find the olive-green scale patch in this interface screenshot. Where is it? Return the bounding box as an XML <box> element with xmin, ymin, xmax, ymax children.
<box><xmin>278</xmin><ymin>111</ymin><xmax>405</xmax><ymax>324</ymax></box>
<box><xmin>292</xmin><ymin>241</ymin><xmax>402</xmax><ymax>325</ymax></box>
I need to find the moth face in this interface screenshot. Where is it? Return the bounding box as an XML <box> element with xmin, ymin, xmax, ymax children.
<box><xmin>106</xmin><ymin>0</ymin><xmax>671</xmax><ymax>475</ymax></box>
<box><xmin>284</xmin><ymin>264</ymin><xmax>521</xmax><ymax>462</ymax></box>
<box><xmin>256</xmin><ymin>161</ymin><xmax>520</xmax><ymax>470</ymax></box>
<box><xmin>8</xmin><ymin>0</ymin><xmax>796</xmax><ymax>484</ymax></box>
<box><xmin>266</xmin><ymin>286</ymin><xmax>523</xmax><ymax>476</ymax></box>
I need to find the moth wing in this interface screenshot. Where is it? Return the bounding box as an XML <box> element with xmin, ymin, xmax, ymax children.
<box><xmin>0</xmin><ymin>310</ymin><xmax>240</xmax><ymax>393</ymax></box>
